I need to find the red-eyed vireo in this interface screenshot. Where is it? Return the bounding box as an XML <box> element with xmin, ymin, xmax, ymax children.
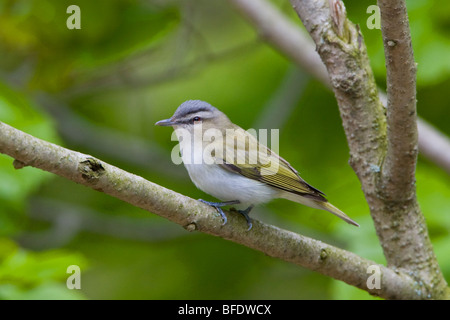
<box><xmin>156</xmin><ymin>100</ymin><xmax>359</xmax><ymax>230</ymax></box>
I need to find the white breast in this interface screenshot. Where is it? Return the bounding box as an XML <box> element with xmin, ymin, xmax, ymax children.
<box><xmin>184</xmin><ymin>162</ymin><xmax>277</xmax><ymax>206</ymax></box>
<box><xmin>175</xmin><ymin>125</ymin><xmax>277</xmax><ymax>207</ymax></box>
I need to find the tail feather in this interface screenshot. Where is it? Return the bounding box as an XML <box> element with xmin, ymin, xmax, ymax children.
<box><xmin>319</xmin><ymin>202</ymin><xmax>359</xmax><ymax>227</ymax></box>
<box><xmin>279</xmin><ymin>191</ymin><xmax>359</xmax><ymax>227</ymax></box>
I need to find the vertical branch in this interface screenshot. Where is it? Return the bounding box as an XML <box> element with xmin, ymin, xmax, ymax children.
<box><xmin>287</xmin><ymin>0</ymin><xmax>447</xmax><ymax>298</ymax></box>
<box><xmin>228</xmin><ymin>0</ymin><xmax>449</xmax><ymax>298</ymax></box>
<box><xmin>376</xmin><ymin>0</ymin><xmax>447</xmax><ymax>295</ymax></box>
<box><xmin>286</xmin><ymin>0</ymin><xmax>387</xmax><ymax>229</ymax></box>
<box><xmin>378</xmin><ymin>0</ymin><xmax>418</xmax><ymax>201</ymax></box>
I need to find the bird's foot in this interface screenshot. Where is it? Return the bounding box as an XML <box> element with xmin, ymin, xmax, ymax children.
<box><xmin>236</xmin><ymin>205</ymin><xmax>254</xmax><ymax>231</ymax></box>
<box><xmin>198</xmin><ymin>199</ymin><xmax>240</xmax><ymax>226</ymax></box>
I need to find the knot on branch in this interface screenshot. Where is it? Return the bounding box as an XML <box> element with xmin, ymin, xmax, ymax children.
<box><xmin>329</xmin><ymin>72</ymin><xmax>361</xmax><ymax>96</ymax></box>
<box><xmin>320</xmin><ymin>248</ymin><xmax>328</xmax><ymax>261</ymax></box>
<box><xmin>13</xmin><ymin>159</ymin><xmax>27</xmax><ymax>169</ymax></box>
<box><xmin>386</xmin><ymin>39</ymin><xmax>397</xmax><ymax>47</ymax></box>
<box><xmin>184</xmin><ymin>222</ymin><xmax>198</xmax><ymax>232</ymax></box>
<box><xmin>78</xmin><ymin>157</ymin><xmax>105</xmax><ymax>181</ymax></box>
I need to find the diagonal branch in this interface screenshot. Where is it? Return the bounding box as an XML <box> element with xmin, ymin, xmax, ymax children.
<box><xmin>0</xmin><ymin>120</ymin><xmax>421</xmax><ymax>299</ymax></box>
<box><xmin>417</xmin><ymin>119</ymin><xmax>450</xmax><ymax>173</ymax></box>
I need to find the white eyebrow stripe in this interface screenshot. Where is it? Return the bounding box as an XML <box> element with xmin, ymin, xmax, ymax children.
<box><xmin>184</xmin><ymin>110</ymin><xmax>214</xmax><ymax>119</ymax></box>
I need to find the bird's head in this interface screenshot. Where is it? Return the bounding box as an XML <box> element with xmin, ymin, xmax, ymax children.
<box><xmin>155</xmin><ymin>100</ymin><xmax>232</xmax><ymax>133</ymax></box>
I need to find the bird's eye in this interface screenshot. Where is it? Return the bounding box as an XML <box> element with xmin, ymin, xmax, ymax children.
<box><xmin>192</xmin><ymin>116</ymin><xmax>202</xmax><ymax>123</ymax></box>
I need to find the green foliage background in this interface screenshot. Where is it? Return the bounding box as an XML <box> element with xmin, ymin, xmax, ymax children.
<box><xmin>0</xmin><ymin>0</ymin><xmax>449</xmax><ymax>299</ymax></box>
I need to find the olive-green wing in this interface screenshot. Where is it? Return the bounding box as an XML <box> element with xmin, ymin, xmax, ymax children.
<box><xmin>216</xmin><ymin>129</ymin><xmax>326</xmax><ymax>201</ymax></box>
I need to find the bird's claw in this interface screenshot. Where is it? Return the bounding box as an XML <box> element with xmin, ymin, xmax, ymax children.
<box><xmin>198</xmin><ymin>199</ymin><xmax>254</xmax><ymax>231</ymax></box>
<box><xmin>198</xmin><ymin>199</ymin><xmax>240</xmax><ymax>225</ymax></box>
<box><xmin>237</xmin><ymin>205</ymin><xmax>254</xmax><ymax>231</ymax></box>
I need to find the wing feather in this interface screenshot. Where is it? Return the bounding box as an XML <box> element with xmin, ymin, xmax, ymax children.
<box><xmin>215</xmin><ymin>128</ymin><xmax>326</xmax><ymax>201</ymax></box>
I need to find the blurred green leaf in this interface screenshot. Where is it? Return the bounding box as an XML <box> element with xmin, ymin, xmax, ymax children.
<box><xmin>0</xmin><ymin>238</ymin><xmax>88</xmax><ymax>299</ymax></box>
<box><xmin>0</xmin><ymin>82</ymin><xmax>60</xmax><ymax>235</ymax></box>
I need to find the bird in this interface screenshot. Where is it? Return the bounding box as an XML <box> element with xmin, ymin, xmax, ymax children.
<box><xmin>155</xmin><ymin>100</ymin><xmax>359</xmax><ymax>230</ymax></box>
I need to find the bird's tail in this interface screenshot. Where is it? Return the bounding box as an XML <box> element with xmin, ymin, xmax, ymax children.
<box><xmin>319</xmin><ymin>201</ymin><xmax>359</xmax><ymax>227</ymax></box>
<box><xmin>279</xmin><ymin>192</ymin><xmax>359</xmax><ymax>227</ymax></box>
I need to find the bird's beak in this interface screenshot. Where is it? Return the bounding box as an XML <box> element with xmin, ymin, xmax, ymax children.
<box><xmin>155</xmin><ymin>118</ymin><xmax>176</xmax><ymax>126</ymax></box>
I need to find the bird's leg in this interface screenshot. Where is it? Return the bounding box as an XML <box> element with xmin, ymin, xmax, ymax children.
<box><xmin>237</xmin><ymin>205</ymin><xmax>254</xmax><ymax>231</ymax></box>
<box><xmin>198</xmin><ymin>199</ymin><xmax>240</xmax><ymax>225</ymax></box>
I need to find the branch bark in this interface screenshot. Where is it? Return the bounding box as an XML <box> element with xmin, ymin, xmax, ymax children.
<box><xmin>290</xmin><ymin>0</ymin><xmax>447</xmax><ymax>298</ymax></box>
<box><xmin>378</xmin><ymin>0</ymin><xmax>418</xmax><ymax>202</ymax></box>
<box><xmin>228</xmin><ymin>0</ymin><xmax>450</xmax><ymax>176</ymax></box>
<box><xmin>229</xmin><ymin>0</ymin><xmax>448</xmax><ymax>298</ymax></box>
<box><xmin>0</xmin><ymin>120</ymin><xmax>422</xmax><ymax>299</ymax></box>
<box><xmin>376</xmin><ymin>0</ymin><xmax>434</xmax><ymax>274</ymax></box>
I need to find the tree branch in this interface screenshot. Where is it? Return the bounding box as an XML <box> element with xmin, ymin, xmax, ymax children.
<box><xmin>291</xmin><ymin>0</ymin><xmax>447</xmax><ymax>298</ymax></box>
<box><xmin>417</xmin><ymin>119</ymin><xmax>450</xmax><ymax>173</ymax></box>
<box><xmin>35</xmin><ymin>94</ymin><xmax>186</xmax><ymax>179</ymax></box>
<box><xmin>229</xmin><ymin>0</ymin><xmax>448</xmax><ymax>298</ymax></box>
<box><xmin>228</xmin><ymin>0</ymin><xmax>450</xmax><ymax>176</ymax></box>
<box><xmin>228</xmin><ymin>0</ymin><xmax>329</xmax><ymax>86</ymax></box>
<box><xmin>378</xmin><ymin>0</ymin><xmax>418</xmax><ymax>201</ymax></box>
<box><xmin>0</xmin><ymin>120</ymin><xmax>421</xmax><ymax>299</ymax></box>
<box><xmin>374</xmin><ymin>0</ymin><xmax>448</xmax><ymax>294</ymax></box>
